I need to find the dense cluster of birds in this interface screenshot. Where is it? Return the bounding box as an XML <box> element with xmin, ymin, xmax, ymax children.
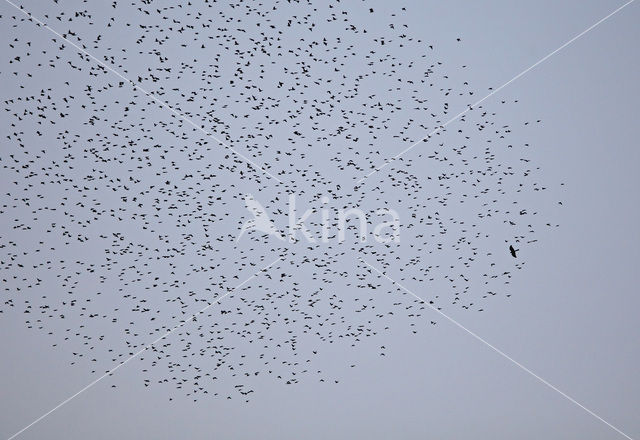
<box><xmin>1</xmin><ymin>0</ymin><xmax>560</xmax><ymax>402</ymax></box>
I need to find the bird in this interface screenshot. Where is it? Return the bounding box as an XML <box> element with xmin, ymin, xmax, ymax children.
<box><xmin>509</xmin><ymin>245</ymin><xmax>518</xmax><ymax>258</ymax></box>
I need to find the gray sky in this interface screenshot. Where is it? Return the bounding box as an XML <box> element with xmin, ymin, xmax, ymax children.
<box><xmin>1</xmin><ymin>1</ymin><xmax>639</xmax><ymax>439</ymax></box>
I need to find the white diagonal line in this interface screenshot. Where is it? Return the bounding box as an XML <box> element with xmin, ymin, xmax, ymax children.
<box><xmin>2</xmin><ymin>0</ymin><xmax>283</xmax><ymax>184</ymax></box>
<box><xmin>358</xmin><ymin>257</ymin><xmax>634</xmax><ymax>440</ymax></box>
<box><xmin>5</xmin><ymin>256</ymin><xmax>283</xmax><ymax>440</ymax></box>
<box><xmin>355</xmin><ymin>0</ymin><xmax>636</xmax><ymax>186</ymax></box>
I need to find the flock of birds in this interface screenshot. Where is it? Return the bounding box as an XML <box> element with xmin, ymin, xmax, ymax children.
<box><xmin>1</xmin><ymin>0</ymin><xmax>560</xmax><ymax>402</ymax></box>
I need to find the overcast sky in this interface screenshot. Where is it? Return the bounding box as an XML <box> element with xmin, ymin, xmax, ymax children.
<box><xmin>1</xmin><ymin>1</ymin><xmax>639</xmax><ymax>439</ymax></box>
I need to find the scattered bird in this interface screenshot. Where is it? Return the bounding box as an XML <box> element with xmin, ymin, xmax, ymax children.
<box><xmin>0</xmin><ymin>0</ymin><xmax>559</xmax><ymax>402</ymax></box>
